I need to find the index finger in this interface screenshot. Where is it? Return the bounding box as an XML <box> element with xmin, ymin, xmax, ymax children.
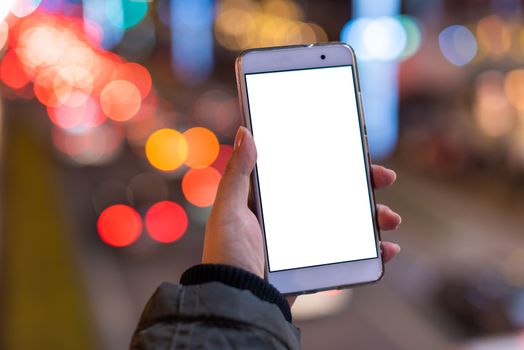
<box><xmin>371</xmin><ymin>165</ymin><xmax>397</xmax><ymax>189</ymax></box>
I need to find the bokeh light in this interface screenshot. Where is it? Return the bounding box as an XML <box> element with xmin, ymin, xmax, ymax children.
<box><xmin>182</xmin><ymin>167</ymin><xmax>221</xmax><ymax>207</ymax></box>
<box><xmin>505</xmin><ymin>69</ymin><xmax>524</xmax><ymax>111</ymax></box>
<box><xmin>0</xmin><ymin>0</ymin><xmax>16</xmax><ymax>22</ymax></box>
<box><xmin>0</xmin><ymin>20</ymin><xmax>8</xmax><ymax>51</ymax></box>
<box><xmin>97</xmin><ymin>204</ymin><xmax>142</xmax><ymax>247</ymax></box>
<box><xmin>145</xmin><ymin>128</ymin><xmax>188</xmax><ymax>171</ymax></box>
<box><xmin>2</xmin><ymin>13</ymin><xmax>155</xmax><ymax>154</ymax></box>
<box><xmin>100</xmin><ymin>80</ymin><xmax>142</xmax><ymax>121</ymax></box>
<box><xmin>183</xmin><ymin>127</ymin><xmax>219</xmax><ymax>169</ymax></box>
<box><xmin>474</xmin><ymin>71</ymin><xmax>514</xmax><ymax>138</ymax></box>
<box><xmin>211</xmin><ymin>145</ymin><xmax>233</xmax><ymax>174</ymax></box>
<box><xmin>363</xmin><ymin>16</ymin><xmax>407</xmax><ymax>61</ymax></box>
<box><xmin>52</xmin><ymin>123</ymin><xmax>123</xmax><ymax>165</ymax></box>
<box><xmin>214</xmin><ymin>0</ymin><xmax>327</xmax><ymax>51</ymax></box>
<box><xmin>170</xmin><ymin>0</ymin><xmax>214</xmax><ymax>84</ymax></box>
<box><xmin>398</xmin><ymin>15</ymin><xmax>422</xmax><ymax>60</ymax></box>
<box><xmin>193</xmin><ymin>89</ymin><xmax>240</xmax><ymax>136</ymax></box>
<box><xmin>0</xmin><ymin>50</ymin><xmax>31</xmax><ymax>89</ymax></box>
<box><xmin>439</xmin><ymin>25</ymin><xmax>477</xmax><ymax>66</ymax></box>
<box><xmin>341</xmin><ymin>16</ymin><xmax>409</xmax><ymax>61</ymax></box>
<box><xmin>53</xmin><ymin>66</ymin><xmax>94</xmax><ymax>107</ymax></box>
<box><xmin>145</xmin><ymin>201</ymin><xmax>188</xmax><ymax>243</ymax></box>
<box><xmin>11</xmin><ymin>0</ymin><xmax>42</xmax><ymax>18</ymax></box>
<box><xmin>83</xmin><ymin>0</ymin><xmax>124</xmax><ymax>49</ymax></box>
<box><xmin>47</xmin><ymin>95</ymin><xmax>106</xmax><ymax>132</ymax></box>
<box><xmin>476</xmin><ymin>15</ymin><xmax>511</xmax><ymax>58</ymax></box>
<box><xmin>113</xmin><ymin>62</ymin><xmax>152</xmax><ymax>98</ymax></box>
<box><xmin>340</xmin><ymin>17</ymin><xmax>373</xmax><ymax>61</ymax></box>
<box><xmin>121</xmin><ymin>0</ymin><xmax>148</xmax><ymax>29</ymax></box>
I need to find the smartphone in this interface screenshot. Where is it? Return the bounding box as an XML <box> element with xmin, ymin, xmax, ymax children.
<box><xmin>235</xmin><ymin>42</ymin><xmax>382</xmax><ymax>295</ymax></box>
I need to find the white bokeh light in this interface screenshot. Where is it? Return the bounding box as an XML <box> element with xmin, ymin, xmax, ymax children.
<box><xmin>341</xmin><ymin>16</ymin><xmax>408</xmax><ymax>61</ymax></box>
<box><xmin>363</xmin><ymin>16</ymin><xmax>407</xmax><ymax>61</ymax></box>
<box><xmin>0</xmin><ymin>0</ymin><xmax>16</xmax><ymax>22</ymax></box>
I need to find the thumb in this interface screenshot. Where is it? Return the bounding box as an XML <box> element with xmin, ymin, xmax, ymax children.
<box><xmin>213</xmin><ymin>127</ymin><xmax>257</xmax><ymax>211</ymax></box>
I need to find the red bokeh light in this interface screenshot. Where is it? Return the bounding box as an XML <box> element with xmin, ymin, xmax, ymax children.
<box><xmin>113</xmin><ymin>62</ymin><xmax>152</xmax><ymax>98</ymax></box>
<box><xmin>211</xmin><ymin>144</ymin><xmax>234</xmax><ymax>174</ymax></box>
<box><xmin>0</xmin><ymin>50</ymin><xmax>30</xmax><ymax>89</ymax></box>
<box><xmin>97</xmin><ymin>204</ymin><xmax>142</xmax><ymax>247</ymax></box>
<box><xmin>145</xmin><ymin>201</ymin><xmax>188</xmax><ymax>243</ymax></box>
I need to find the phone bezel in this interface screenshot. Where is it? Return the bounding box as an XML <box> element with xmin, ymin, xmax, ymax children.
<box><xmin>235</xmin><ymin>42</ymin><xmax>383</xmax><ymax>295</ymax></box>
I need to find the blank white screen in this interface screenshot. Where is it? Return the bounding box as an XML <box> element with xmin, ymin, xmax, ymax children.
<box><xmin>245</xmin><ymin>66</ymin><xmax>378</xmax><ymax>272</ymax></box>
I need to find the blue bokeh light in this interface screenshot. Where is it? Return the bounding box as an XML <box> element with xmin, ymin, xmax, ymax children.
<box><xmin>83</xmin><ymin>0</ymin><xmax>124</xmax><ymax>49</ymax></box>
<box><xmin>341</xmin><ymin>0</ymin><xmax>401</xmax><ymax>159</ymax></box>
<box><xmin>439</xmin><ymin>25</ymin><xmax>477</xmax><ymax>66</ymax></box>
<box><xmin>170</xmin><ymin>0</ymin><xmax>214</xmax><ymax>85</ymax></box>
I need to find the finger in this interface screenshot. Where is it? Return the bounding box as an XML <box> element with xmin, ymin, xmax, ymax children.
<box><xmin>372</xmin><ymin>165</ymin><xmax>397</xmax><ymax>189</ymax></box>
<box><xmin>213</xmin><ymin>127</ymin><xmax>257</xmax><ymax>211</ymax></box>
<box><xmin>377</xmin><ymin>204</ymin><xmax>401</xmax><ymax>230</ymax></box>
<box><xmin>381</xmin><ymin>241</ymin><xmax>401</xmax><ymax>263</ymax></box>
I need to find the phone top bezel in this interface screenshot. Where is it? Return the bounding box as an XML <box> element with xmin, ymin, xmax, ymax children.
<box><xmin>235</xmin><ymin>42</ymin><xmax>383</xmax><ymax>295</ymax></box>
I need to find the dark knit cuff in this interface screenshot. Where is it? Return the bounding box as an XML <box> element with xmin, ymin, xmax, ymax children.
<box><xmin>180</xmin><ymin>264</ymin><xmax>292</xmax><ymax>323</ymax></box>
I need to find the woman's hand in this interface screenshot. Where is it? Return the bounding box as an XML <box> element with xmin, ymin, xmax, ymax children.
<box><xmin>202</xmin><ymin>127</ymin><xmax>401</xmax><ymax>287</ymax></box>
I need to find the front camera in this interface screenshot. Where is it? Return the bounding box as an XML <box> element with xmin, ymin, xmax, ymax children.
<box><xmin>320</xmin><ymin>54</ymin><xmax>326</xmax><ymax>60</ymax></box>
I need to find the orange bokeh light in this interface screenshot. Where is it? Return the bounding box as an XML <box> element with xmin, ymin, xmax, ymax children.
<box><xmin>145</xmin><ymin>201</ymin><xmax>188</xmax><ymax>243</ymax></box>
<box><xmin>0</xmin><ymin>50</ymin><xmax>30</xmax><ymax>89</ymax></box>
<box><xmin>145</xmin><ymin>128</ymin><xmax>188</xmax><ymax>171</ymax></box>
<box><xmin>97</xmin><ymin>204</ymin><xmax>142</xmax><ymax>247</ymax></box>
<box><xmin>505</xmin><ymin>69</ymin><xmax>524</xmax><ymax>111</ymax></box>
<box><xmin>100</xmin><ymin>80</ymin><xmax>142</xmax><ymax>121</ymax></box>
<box><xmin>183</xmin><ymin>127</ymin><xmax>220</xmax><ymax>169</ymax></box>
<box><xmin>182</xmin><ymin>167</ymin><xmax>222</xmax><ymax>207</ymax></box>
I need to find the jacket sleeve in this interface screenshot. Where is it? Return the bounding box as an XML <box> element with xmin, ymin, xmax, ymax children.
<box><xmin>130</xmin><ymin>278</ymin><xmax>300</xmax><ymax>349</ymax></box>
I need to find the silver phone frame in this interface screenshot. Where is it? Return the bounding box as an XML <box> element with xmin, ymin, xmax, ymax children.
<box><xmin>235</xmin><ymin>42</ymin><xmax>383</xmax><ymax>295</ymax></box>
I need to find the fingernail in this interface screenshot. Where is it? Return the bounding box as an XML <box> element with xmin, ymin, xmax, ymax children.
<box><xmin>394</xmin><ymin>212</ymin><xmax>402</xmax><ymax>225</ymax></box>
<box><xmin>393</xmin><ymin>243</ymin><xmax>401</xmax><ymax>253</ymax></box>
<box><xmin>387</xmin><ymin>169</ymin><xmax>397</xmax><ymax>181</ymax></box>
<box><xmin>234</xmin><ymin>127</ymin><xmax>245</xmax><ymax>151</ymax></box>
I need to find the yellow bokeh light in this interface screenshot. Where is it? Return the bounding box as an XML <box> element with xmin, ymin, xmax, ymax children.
<box><xmin>215</xmin><ymin>0</ymin><xmax>327</xmax><ymax>51</ymax></box>
<box><xmin>145</xmin><ymin>129</ymin><xmax>188</xmax><ymax>171</ymax></box>
<box><xmin>263</xmin><ymin>0</ymin><xmax>303</xmax><ymax>20</ymax></box>
<box><xmin>476</xmin><ymin>15</ymin><xmax>511</xmax><ymax>58</ymax></box>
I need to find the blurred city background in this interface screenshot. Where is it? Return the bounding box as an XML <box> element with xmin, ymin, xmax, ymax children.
<box><xmin>1</xmin><ymin>0</ymin><xmax>524</xmax><ymax>349</ymax></box>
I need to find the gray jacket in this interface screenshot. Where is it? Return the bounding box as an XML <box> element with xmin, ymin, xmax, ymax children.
<box><xmin>131</xmin><ymin>282</ymin><xmax>300</xmax><ymax>349</ymax></box>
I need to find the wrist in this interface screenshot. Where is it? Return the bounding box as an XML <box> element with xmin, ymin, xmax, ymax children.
<box><xmin>181</xmin><ymin>264</ymin><xmax>292</xmax><ymax>323</ymax></box>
